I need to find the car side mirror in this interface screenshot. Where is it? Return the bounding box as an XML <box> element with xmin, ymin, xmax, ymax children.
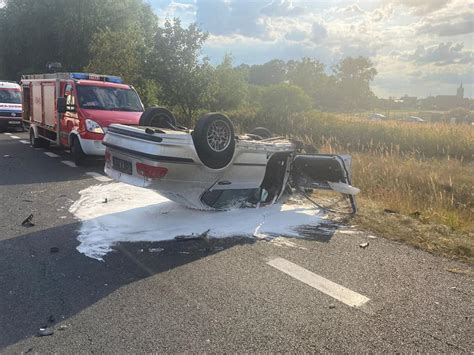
<box><xmin>57</xmin><ymin>97</ymin><xmax>67</xmax><ymax>114</ymax></box>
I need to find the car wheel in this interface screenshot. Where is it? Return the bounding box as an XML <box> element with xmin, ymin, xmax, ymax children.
<box><xmin>250</xmin><ymin>127</ymin><xmax>272</xmax><ymax>139</ymax></box>
<box><xmin>71</xmin><ymin>136</ymin><xmax>86</xmax><ymax>166</ymax></box>
<box><xmin>29</xmin><ymin>128</ymin><xmax>42</xmax><ymax>148</ymax></box>
<box><xmin>193</xmin><ymin>113</ymin><xmax>235</xmax><ymax>169</ymax></box>
<box><xmin>139</xmin><ymin>107</ymin><xmax>177</xmax><ymax>129</ymax></box>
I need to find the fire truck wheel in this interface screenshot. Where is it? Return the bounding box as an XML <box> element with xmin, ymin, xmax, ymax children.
<box><xmin>71</xmin><ymin>136</ymin><xmax>86</xmax><ymax>166</ymax></box>
<box><xmin>29</xmin><ymin>129</ymin><xmax>42</xmax><ymax>148</ymax></box>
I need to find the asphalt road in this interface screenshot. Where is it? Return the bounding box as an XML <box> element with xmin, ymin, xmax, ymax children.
<box><xmin>0</xmin><ymin>130</ymin><xmax>472</xmax><ymax>353</ymax></box>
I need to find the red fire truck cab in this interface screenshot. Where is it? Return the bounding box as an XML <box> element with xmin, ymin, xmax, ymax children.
<box><xmin>21</xmin><ymin>73</ymin><xmax>144</xmax><ymax>165</ymax></box>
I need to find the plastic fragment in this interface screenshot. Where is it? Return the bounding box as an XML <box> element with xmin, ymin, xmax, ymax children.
<box><xmin>21</xmin><ymin>214</ymin><xmax>35</xmax><ymax>227</ymax></box>
<box><xmin>37</xmin><ymin>327</ymin><xmax>54</xmax><ymax>337</ymax></box>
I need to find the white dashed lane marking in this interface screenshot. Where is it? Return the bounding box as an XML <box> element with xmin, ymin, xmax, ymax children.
<box><xmin>19</xmin><ymin>140</ymin><xmax>29</xmax><ymax>144</ymax></box>
<box><xmin>44</xmin><ymin>152</ymin><xmax>60</xmax><ymax>158</ymax></box>
<box><xmin>61</xmin><ymin>160</ymin><xmax>77</xmax><ymax>168</ymax></box>
<box><xmin>10</xmin><ymin>135</ymin><xmax>21</xmax><ymax>139</ymax></box>
<box><xmin>86</xmin><ymin>172</ymin><xmax>112</xmax><ymax>182</ymax></box>
<box><xmin>267</xmin><ymin>258</ymin><xmax>370</xmax><ymax>308</ymax></box>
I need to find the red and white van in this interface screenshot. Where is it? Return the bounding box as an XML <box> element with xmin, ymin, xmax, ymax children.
<box><xmin>21</xmin><ymin>73</ymin><xmax>144</xmax><ymax>165</ymax></box>
<box><xmin>0</xmin><ymin>81</ymin><xmax>23</xmax><ymax>131</ymax></box>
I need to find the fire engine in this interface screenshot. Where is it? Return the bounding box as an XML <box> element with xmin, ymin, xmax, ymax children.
<box><xmin>21</xmin><ymin>73</ymin><xmax>144</xmax><ymax>165</ymax></box>
<box><xmin>0</xmin><ymin>81</ymin><xmax>23</xmax><ymax>131</ymax></box>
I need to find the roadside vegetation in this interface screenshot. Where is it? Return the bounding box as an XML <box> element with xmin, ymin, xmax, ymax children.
<box><xmin>228</xmin><ymin>110</ymin><xmax>474</xmax><ymax>263</ymax></box>
<box><xmin>0</xmin><ymin>0</ymin><xmax>472</xmax><ymax>263</ymax></box>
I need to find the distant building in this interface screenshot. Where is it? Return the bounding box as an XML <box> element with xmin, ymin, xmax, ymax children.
<box><xmin>420</xmin><ymin>84</ymin><xmax>470</xmax><ymax>111</ymax></box>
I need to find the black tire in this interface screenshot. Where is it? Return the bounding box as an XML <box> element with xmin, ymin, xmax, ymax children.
<box><xmin>139</xmin><ymin>107</ymin><xmax>177</xmax><ymax>129</ymax></box>
<box><xmin>193</xmin><ymin>113</ymin><xmax>235</xmax><ymax>169</ymax></box>
<box><xmin>29</xmin><ymin>129</ymin><xmax>42</xmax><ymax>148</ymax></box>
<box><xmin>71</xmin><ymin>136</ymin><xmax>86</xmax><ymax>166</ymax></box>
<box><xmin>250</xmin><ymin>127</ymin><xmax>272</xmax><ymax>139</ymax></box>
<box><xmin>41</xmin><ymin>139</ymin><xmax>50</xmax><ymax>149</ymax></box>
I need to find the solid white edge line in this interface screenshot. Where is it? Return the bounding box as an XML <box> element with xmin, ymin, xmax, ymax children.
<box><xmin>44</xmin><ymin>152</ymin><xmax>60</xmax><ymax>158</ymax></box>
<box><xmin>267</xmin><ymin>258</ymin><xmax>370</xmax><ymax>308</ymax></box>
<box><xmin>61</xmin><ymin>160</ymin><xmax>77</xmax><ymax>168</ymax></box>
<box><xmin>85</xmin><ymin>172</ymin><xmax>112</xmax><ymax>182</ymax></box>
<box><xmin>10</xmin><ymin>135</ymin><xmax>21</xmax><ymax>139</ymax></box>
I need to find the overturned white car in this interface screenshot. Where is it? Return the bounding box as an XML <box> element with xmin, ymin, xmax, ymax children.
<box><xmin>103</xmin><ymin>107</ymin><xmax>359</xmax><ymax>213</ymax></box>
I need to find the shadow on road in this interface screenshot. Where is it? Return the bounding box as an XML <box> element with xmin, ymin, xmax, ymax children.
<box><xmin>0</xmin><ymin>196</ymin><xmax>339</xmax><ymax>349</ymax></box>
<box><xmin>0</xmin><ymin>220</ymin><xmax>255</xmax><ymax>349</ymax></box>
<box><xmin>0</xmin><ymin>137</ymin><xmax>105</xmax><ymax>186</ymax></box>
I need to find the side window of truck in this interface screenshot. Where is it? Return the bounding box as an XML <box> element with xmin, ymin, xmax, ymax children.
<box><xmin>64</xmin><ymin>84</ymin><xmax>75</xmax><ymax>110</ymax></box>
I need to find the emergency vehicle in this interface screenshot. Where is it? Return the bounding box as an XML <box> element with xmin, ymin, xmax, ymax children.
<box><xmin>21</xmin><ymin>73</ymin><xmax>144</xmax><ymax>165</ymax></box>
<box><xmin>0</xmin><ymin>81</ymin><xmax>23</xmax><ymax>131</ymax></box>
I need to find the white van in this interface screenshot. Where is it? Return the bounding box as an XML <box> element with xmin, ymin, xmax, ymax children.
<box><xmin>0</xmin><ymin>81</ymin><xmax>23</xmax><ymax>131</ymax></box>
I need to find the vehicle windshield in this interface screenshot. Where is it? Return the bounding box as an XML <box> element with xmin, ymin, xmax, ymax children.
<box><xmin>0</xmin><ymin>89</ymin><xmax>21</xmax><ymax>104</ymax></box>
<box><xmin>76</xmin><ymin>85</ymin><xmax>143</xmax><ymax>112</ymax></box>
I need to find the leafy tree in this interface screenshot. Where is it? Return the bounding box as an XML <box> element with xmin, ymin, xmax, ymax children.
<box><xmin>208</xmin><ymin>54</ymin><xmax>247</xmax><ymax>111</ymax></box>
<box><xmin>248</xmin><ymin>59</ymin><xmax>286</xmax><ymax>86</ymax></box>
<box><xmin>333</xmin><ymin>56</ymin><xmax>377</xmax><ymax>110</ymax></box>
<box><xmin>286</xmin><ymin>58</ymin><xmax>325</xmax><ymax>95</ymax></box>
<box><xmin>286</xmin><ymin>57</ymin><xmax>337</xmax><ymax>109</ymax></box>
<box><xmin>259</xmin><ymin>83</ymin><xmax>312</xmax><ymax>131</ymax></box>
<box><xmin>85</xmin><ymin>26</ymin><xmax>159</xmax><ymax>106</ymax></box>
<box><xmin>0</xmin><ymin>0</ymin><xmax>155</xmax><ymax>79</ymax></box>
<box><xmin>150</xmin><ymin>18</ymin><xmax>211</xmax><ymax>123</ymax></box>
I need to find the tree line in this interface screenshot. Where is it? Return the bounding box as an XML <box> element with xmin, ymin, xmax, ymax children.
<box><xmin>0</xmin><ymin>0</ymin><xmax>378</xmax><ymax>124</ymax></box>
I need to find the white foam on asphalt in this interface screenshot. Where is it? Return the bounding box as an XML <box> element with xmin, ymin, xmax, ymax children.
<box><xmin>44</xmin><ymin>152</ymin><xmax>60</xmax><ymax>158</ymax></box>
<box><xmin>85</xmin><ymin>172</ymin><xmax>112</xmax><ymax>182</ymax></box>
<box><xmin>267</xmin><ymin>258</ymin><xmax>370</xmax><ymax>308</ymax></box>
<box><xmin>70</xmin><ymin>182</ymin><xmax>323</xmax><ymax>261</ymax></box>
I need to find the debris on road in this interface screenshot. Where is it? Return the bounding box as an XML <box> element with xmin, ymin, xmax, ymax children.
<box><xmin>367</xmin><ymin>235</ymin><xmax>377</xmax><ymax>239</ymax></box>
<box><xmin>102</xmin><ymin>198</ymin><xmax>108</xmax><ymax>204</ymax></box>
<box><xmin>329</xmin><ymin>304</ymin><xmax>336</xmax><ymax>309</ymax></box>
<box><xmin>21</xmin><ymin>214</ymin><xmax>35</xmax><ymax>227</ymax></box>
<box><xmin>175</xmin><ymin>229</ymin><xmax>210</xmax><ymax>241</ymax></box>
<box><xmin>37</xmin><ymin>327</ymin><xmax>54</xmax><ymax>337</ymax></box>
<box><xmin>57</xmin><ymin>325</ymin><xmax>68</xmax><ymax>331</ymax></box>
<box><xmin>3</xmin><ymin>154</ymin><xmax>11</xmax><ymax>158</ymax></box>
<box><xmin>50</xmin><ymin>247</ymin><xmax>59</xmax><ymax>253</ymax></box>
<box><xmin>148</xmin><ymin>248</ymin><xmax>164</xmax><ymax>253</ymax></box>
<box><xmin>359</xmin><ymin>242</ymin><xmax>369</xmax><ymax>249</ymax></box>
<box><xmin>383</xmin><ymin>209</ymin><xmax>398</xmax><ymax>214</ymax></box>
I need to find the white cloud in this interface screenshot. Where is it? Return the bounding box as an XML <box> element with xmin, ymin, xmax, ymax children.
<box><xmin>149</xmin><ymin>0</ymin><xmax>473</xmax><ymax>98</ymax></box>
<box><xmin>311</xmin><ymin>22</ymin><xmax>328</xmax><ymax>44</ymax></box>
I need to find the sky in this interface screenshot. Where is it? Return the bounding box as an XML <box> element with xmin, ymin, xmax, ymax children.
<box><xmin>147</xmin><ymin>0</ymin><xmax>474</xmax><ymax>99</ymax></box>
